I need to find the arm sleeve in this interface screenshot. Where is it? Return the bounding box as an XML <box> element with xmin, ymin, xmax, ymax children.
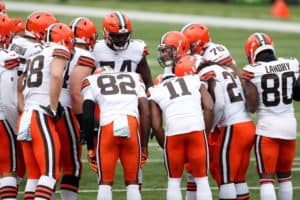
<box><xmin>82</xmin><ymin>100</ymin><xmax>96</xmax><ymax>150</ymax></box>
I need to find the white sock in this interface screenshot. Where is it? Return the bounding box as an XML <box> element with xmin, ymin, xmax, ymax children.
<box><xmin>235</xmin><ymin>182</ymin><xmax>249</xmax><ymax>199</ymax></box>
<box><xmin>194</xmin><ymin>177</ymin><xmax>212</xmax><ymax>200</ymax></box>
<box><xmin>97</xmin><ymin>185</ymin><xmax>112</xmax><ymax>200</ymax></box>
<box><xmin>24</xmin><ymin>179</ymin><xmax>38</xmax><ymax>199</ymax></box>
<box><xmin>167</xmin><ymin>178</ymin><xmax>182</xmax><ymax>200</ymax></box>
<box><xmin>35</xmin><ymin>176</ymin><xmax>56</xmax><ymax>200</ymax></box>
<box><xmin>219</xmin><ymin>183</ymin><xmax>236</xmax><ymax>199</ymax></box>
<box><xmin>126</xmin><ymin>184</ymin><xmax>141</xmax><ymax>200</ymax></box>
<box><xmin>185</xmin><ymin>173</ymin><xmax>196</xmax><ymax>200</ymax></box>
<box><xmin>260</xmin><ymin>182</ymin><xmax>276</xmax><ymax>200</ymax></box>
<box><xmin>60</xmin><ymin>189</ymin><xmax>77</xmax><ymax>200</ymax></box>
<box><xmin>0</xmin><ymin>176</ymin><xmax>17</xmax><ymax>200</ymax></box>
<box><xmin>278</xmin><ymin>178</ymin><xmax>292</xmax><ymax>200</ymax></box>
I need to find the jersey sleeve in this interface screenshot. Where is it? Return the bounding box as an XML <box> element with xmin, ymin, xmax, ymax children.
<box><xmin>52</xmin><ymin>48</ymin><xmax>71</xmax><ymax>61</ymax></box>
<box><xmin>199</xmin><ymin>66</ymin><xmax>217</xmax><ymax>82</ymax></box>
<box><xmin>242</xmin><ymin>65</ymin><xmax>255</xmax><ymax>81</ymax></box>
<box><xmin>136</xmin><ymin>74</ymin><xmax>147</xmax><ymax>98</ymax></box>
<box><xmin>77</xmin><ymin>55</ymin><xmax>95</xmax><ymax>68</ymax></box>
<box><xmin>81</xmin><ymin>77</ymin><xmax>95</xmax><ymax>101</ymax></box>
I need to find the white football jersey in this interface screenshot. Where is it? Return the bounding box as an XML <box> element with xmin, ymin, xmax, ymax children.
<box><xmin>0</xmin><ymin>49</ymin><xmax>19</xmax><ymax>131</ymax></box>
<box><xmin>199</xmin><ymin>65</ymin><xmax>251</xmax><ymax>127</ymax></box>
<box><xmin>243</xmin><ymin>57</ymin><xmax>299</xmax><ymax>139</ymax></box>
<box><xmin>148</xmin><ymin>75</ymin><xmax>206</xmax><ymax>136</ymax></box>
<box><xmin>202</xmin><ymin>42</ymin><xmax>235</xmax><ymax>66</ymax></box>
<box><xmin>59</xmin><ymin>47</ymin><xmax>95</xmax><ymax>108</ymax></box>
<box><xmin>8</xmin><ymin>35</ymin><xmax>43</xmax><ymax>72</ymax></box>
<box><xmin>92</xmin><ymin>39</ymin><xmax>147</xmax><ymax>72</ymax></box>
<box><xmin>81</xmin><ymin>72</ymin><xmax>146</xmax><ymax>126</ymax></box>
<box><xmin>23</xmin><ymin>43</ymin><xmax>70</xmax><ymax>109</ymax></box>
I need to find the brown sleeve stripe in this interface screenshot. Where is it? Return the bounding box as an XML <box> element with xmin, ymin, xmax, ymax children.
<box><xmin>81</xmin><ymin>79</ymin><xmax>91</xmax><ymax>91</ymax></box>
<box><xmin>242</xmin><ymin>70</ymin><xmax>254</xmax><ymax>81</ymax></box>
<box><xmin>217</xmin><ymin>56</ymin><xmax>233</xmax><ymax>66</ymax></box>
<box><xmin>53</xmin><ymin>49</ymin><xmax>70</xmax><ymax>60</ymax></box>
<box><xmin>200</xmin><ymin>71</ymin><xmax>216</xmax><ymax>81</ymax></box>
<box><xmin>78</xmin><ymin>56</ymin><xmax>95</xmax><ymax>68</ymax></box>
<box><xmin>4</xmin><ymin>58</ymin><xmax>20</xmax><ymax>69</ymax></box>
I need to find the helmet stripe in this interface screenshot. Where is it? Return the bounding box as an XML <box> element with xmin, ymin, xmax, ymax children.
<box><xmin>46</xmin><ymin>23</ymin><xmax>56</xmax><ymax>42</ymax></box>
<box><xmin>114</xmin><ymin>11</ymin><xmax>126</xmax><ymax>31</ymax></box>
<box><xmin>180</xmin><ymin>23</ymin><xmax>194</xmax><ymax>33</ymax></box>
<box><xmin>254</xmin><ymin>33</ymin><xmax>267</xmax><ymax>46</ymax></box>
<box><xmin>71</xmin><ymin>17</ymin><xmax>84</xmax><ymax>37</ymax></box>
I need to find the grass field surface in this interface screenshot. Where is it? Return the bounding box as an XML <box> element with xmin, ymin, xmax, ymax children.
<box><xmin>6</xmin><ymin>0</ymin><xmax>300</xmax><ymax>199</ymax></box>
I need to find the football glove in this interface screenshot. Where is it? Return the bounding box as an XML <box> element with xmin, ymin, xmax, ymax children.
<box><xmin>87</xmin><ymin>150</ymin><xmax>97</xmax><ymax>173</ymax></box>
<box><xmin>40</xmin><ymin>102</ymin><xmax>64</xmax><ymax>122</ymax></box>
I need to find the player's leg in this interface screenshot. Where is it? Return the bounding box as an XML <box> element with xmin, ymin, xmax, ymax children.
<box><xmin>0</xmin><ymin>120</ymin><xmax>18</xmax><ymax>199</ymax></box>
<box><xmin>187</xmin><ymin>131</ymin><xmax>212</xmax><ymax>200</ymax></box>
<box><xmin>120</xmin><ymin>116</ymin><xmax>141</xmax><ymax>200</ymax></box>
<box><xmin>164</xmin><ymin>134</ymin><xmax>186</xmax><ymax>200</ymax></box>
<box><xmin>56</xmin><ymin>107</ymin><xmax>82</xmax><ymax>200</ymax></box>
<box><xmin>255</xmin><ymin>136</ymin><xmax>278</xmax><ymax>200</ymax></box>
<box><xmin>216</xmin><ymin>126</ymin><xmax>237</xmax><ymax>199</ymax></box>
<box><xmin>233</xmin><ymin>121</ymin><xmax>255</xmax><ymax>200</ymax></box>
<box><xmin>31</xmin><ymin>111</ymin><xmax>61</xmax><ymax>200</ymax></box>
<box><xmin>276</xmin><ymin>139</ymin><xmax>296</xmax><ymax>200</ymax></box>
<box><xmin>97</xmin><ymin>122</ymin><xmax>119</xmax><ymax>200</ymax></box>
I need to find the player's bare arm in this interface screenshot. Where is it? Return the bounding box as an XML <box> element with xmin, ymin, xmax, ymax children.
<box><xmin>138</xmin><ymin>97</ymin><xmax>151</xmax><ymax>155</ymax></box>
<box><xmin>50</xmin><ymin>57</ymin><xmax>67</xmax><ymax>111</ymax></box>
<box><xmin>242</xmin><ymin>80</ymin><xmax>258</xmax><ymax>113</ymax></box>
<box><xmin>150</xmin><ymin>100</ymin><xmax>164</xmax><ymax>149</ymax></box>
<box><xmin>136</xmin><ymin>56</ymin><xmax>153</xmax><ymax>89</ymax></box>
<box><xmin>200</xmin><ymin>85</ymin><xmax>214</xmax><ymax>134</ymax></box>
<box><xmin>70</xmin><ymin>65</ymin><xmax>93</xmax><ymax>114</ymax></box>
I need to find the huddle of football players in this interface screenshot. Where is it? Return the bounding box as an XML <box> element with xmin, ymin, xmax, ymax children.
<box><xmin>0</xmin><ymin>1</ymin><xmax>299</xmax><ymax>200</ymax></box>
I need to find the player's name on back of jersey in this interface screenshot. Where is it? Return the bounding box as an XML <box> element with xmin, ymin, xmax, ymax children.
<box><xmin>265</xmin><ymin>62</ymin><xmax>290</xmax><ymax>73</ymax></box>
<box><xmin>9</xmin><ymin>43</ymin><xmax>27</xmax><ymax>56</ymax></box>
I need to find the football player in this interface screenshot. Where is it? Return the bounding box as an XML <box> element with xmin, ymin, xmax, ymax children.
<box><xmin>0</xmin><ymin>14</ymin><xmax>20</xmax><ymax>200</ymax></box>
<box><xmin>8</xmin><ymin>11</ymin><xmax>58</xmax><ymax>199</ymax></box>
<box><xmin>55</xmin><ymin>16</ymin><xmax>97</xmax><ymax>200</ymax></box>
<box><xmin>81</xmin><ymin>67</ymin><xmax>150</xmax><ymax>200</ymax></box>
<box><xmin>17</xmin><ymin>22</ymin><xmax>74</xmax><ymax>200</ymax></box>
<box><xmin>181</xmin><ymin>23</ymin><xmax>245</xmax><ymax>200</ymax></box>
<box><xmin>242</xmin><ymin>32</ymin><xmax>300</xmax><ymax>200</ymax></box>
<box><xmin>92</xmin><ymin>11</ymin><xmax>153</xmax><ymax>89</ymax></box>
<box><xmin>149</xmin><ymin>59</ymin><xmax>214</xmax><ymax>200</ymax></box>
<box><xmin>12</xmin><ymin>17</ymin><xmax>25</xmax><ymax>37</ymax></box>
<box><xmin>198</xmin><ymin>58</ymin><xmax>255</xmax><ymax>200</ymax></box>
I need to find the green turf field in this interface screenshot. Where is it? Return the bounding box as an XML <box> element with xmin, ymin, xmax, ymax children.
<box><xmin>7</xmin><ymin>1</ymin><xmax>300</xmax><ymax>199</ymax></box>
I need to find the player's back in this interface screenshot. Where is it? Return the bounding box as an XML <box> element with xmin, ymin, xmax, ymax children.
<box><xmin>148</xmin><ymin>75</ymin><xmax>205</xmax><ymax>136</ymax></box>
<box><xmin>23</xmin><ymin>43</ymin><xmax>70</xmax><ymax>108</ymax></box>
<box><xmin>243</xmin><ymin>57</ymin><xmax>299</xmax><ymax>117</ymax></box>
<box><xmin>200</xmin><ymin>65</ymin><xmax>250</xmax><ymax>126</ymax></box>
<box><xmin>8</xmin><ymin>36</ymin><xmax>43</xmax><ymax>72</ymax></box>
<box><xmin>83</xmin><ymin>71</ymin><xmax>145</xmax><ymax>126</ymax></box>
<box><xmin>93</xmin><ymin>39</ymin><xmax>146</xmax><ymax>72</ymax></box>
<box><xmin>202</xmin><ymin>42</ymin><xmax>234</xmax><ymax>66</ymax></box>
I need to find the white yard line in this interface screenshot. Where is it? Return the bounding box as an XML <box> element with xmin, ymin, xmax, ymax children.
<box><xmin>6</xmin><ymin>1</ymin><xmax>300</xmax><ymax>33</ymax></box>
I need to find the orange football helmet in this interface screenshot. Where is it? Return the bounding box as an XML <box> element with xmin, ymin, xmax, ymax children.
<box><xmin>12</xmin><ymin>17</ymin><xmax>25</xmax><ymax>36</ymax></box>
<box><xmin>175</xmin><ymin>55</ymin><xmax>207</xmax><ymax>77</ymax></box>
<box><xmin>103</xmin><ymin>11</ymin><xmax>132</xmax><ymax>51</ymax></box>
<box><xmin>0</xmin><ymin>1</ymin><xmax>6</xmax><ymax>15</ymax></box>
<box><xmin>244</xmin><ymin>32</ymin><xmax>274</xmax><ymax>64</ymax></box>
<box><xmin>158</xmin><ymin>31</ymin><xmax>189</xmax><ymax>68</ymax></box>
<box><xmin>0</xmin><ymin>15</ymin><xmax>13</xmax><ymax>48</ymax></box>
<box><xmin>45</xmin><ymin>22</ymin><xmax>74</xmax><ymax>51</ymax></box>
<box><xmin>70</xmin><ymin>17</ymin><xmax>97</xmax><ymax>50</ymax></box>
<box><xmin>181</xmin><ymin>23</ymin><xmax>210</xmax><ymax>55</ymax></box>
<box><xmin>25</xmin><ymin>11</ymin><xmax>58</xmax><ymax>41</ymax></box>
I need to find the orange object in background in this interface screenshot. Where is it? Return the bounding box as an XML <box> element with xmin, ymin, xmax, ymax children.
<box><xmin>271</xmin><ymin>0</ymin><xmax>290</xmax><ymax>19</ymax></box>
